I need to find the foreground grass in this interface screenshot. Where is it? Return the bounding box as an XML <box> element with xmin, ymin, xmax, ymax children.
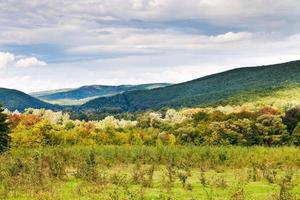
<box><xmin>0</xmin><ymin>146</ymin><xmax>299</xmax><ymax>199</ymax></box>
<box><xmin>5</xmin><ymin>168</ymin><xmax>300</xmax><ymax>200</ymax></box>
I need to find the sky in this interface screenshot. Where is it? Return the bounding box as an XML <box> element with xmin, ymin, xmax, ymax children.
<box><xmin>1</xmin><ymin>0</ymin><xmax>300</xmax><ymax>92</ymax></box>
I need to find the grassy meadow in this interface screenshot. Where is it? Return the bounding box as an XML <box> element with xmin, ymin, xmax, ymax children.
<box><xmin>0</xmin><ymin>146</ymin><xmax>299</xmax><ymax>200</ymax></box>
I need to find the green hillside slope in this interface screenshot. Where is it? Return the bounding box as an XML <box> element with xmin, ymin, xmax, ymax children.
<box><xmin>0</xmin><ymin>88</ymin><xmax>60</xmax><ymax>111</ymax></box>
<box><xmin>32</xmin><ymin>83</ymin><xmax>170</xmax><ymax>105</ymax></box>
<box><xmin>81</xmin><ymin>60</ymin><xmax>300</xmax><ymax>112</ymax></box>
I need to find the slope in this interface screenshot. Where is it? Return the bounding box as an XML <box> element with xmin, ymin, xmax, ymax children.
<box><xmin>32</xmin><ymin>83</ymin><xmax>171</xmax><ymax>105</ymax></box>
<box><xmin>0</xmin><ymin>88</ymin><xmax>61</xmax><ymax>111</ymax></box>
<box><xmin>81</xmin><ymin>60</ymin><xmax>300</xmax><ymax>112</ymax></box>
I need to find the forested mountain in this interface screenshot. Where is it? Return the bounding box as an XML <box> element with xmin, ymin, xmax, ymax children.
<box><xmin>80</xmin><ymin>60</ymin><xmax>300</xmax><ymax>112</ymax></box>
<box><xmin>0</xmin><ymin>88</ymin><xmax>60</xmax><ymax>111</ymax></box>
<box><xmin>32</xmin><ymin>83</ymin><xmax>170</xmax><ymax>105</ymax></box>
<box><xmin>2</xmin><ymin>60</ymin><xmax>300</xmax><ymax>113</ymax></box>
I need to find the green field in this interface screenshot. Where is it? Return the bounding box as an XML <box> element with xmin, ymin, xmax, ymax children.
<box><xmin>1</xmin><ymin>146</ymin><xmax>299</xmax><ymax>200</ymax></box>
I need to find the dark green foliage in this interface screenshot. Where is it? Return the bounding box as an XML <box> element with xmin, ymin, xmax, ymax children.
<box><xmin>81</xmin><ymin>60</ymin><xmax>300</xmax><ymax>112</ymax></box>
<box><xmin>192</xmin><ymin>112</ymin><xmax>209</xmax><ymax>122</ymax></box>
<box><xmin>0</xmin><ymin>105</ymin><xmax>9</xmax><ymax>152</ymax></box>
<box><xmin>0</xmin><ymin>88</ymin><xmax>60</xmax><ymax>111</ymax></box>
<box><xmin>282</xmin><ymin>107</ymin><xmax>300</xmax><ymax>134</ymax></box>
<box><xmin>254</xmin><ymin>115</ymin><xmax>289</xmax><ymax>146</ymax></box>
<box><xmin>291</xmin><ymin>122</ymin><xmax>300</xmax><ymax>145</ymax></box>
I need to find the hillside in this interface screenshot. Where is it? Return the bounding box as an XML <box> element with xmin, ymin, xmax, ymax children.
<box><xmin>30</xmin><ymin>88</ymin><xmax>73</xmax><ymax>97</ymax></box>
<box><xmin>32</xmin><ymin>83</ymin><xmax>170</xmax><ymax>105</ymax></box>
<box><xmin>0</xmin><ymin>88</ymin><xmax>60</xmax><ymax>111</ymax></box>
<box><xmin>81</xmin><ymin>60</ymin><xmax>300</xmax><ymax>112</ymax></box>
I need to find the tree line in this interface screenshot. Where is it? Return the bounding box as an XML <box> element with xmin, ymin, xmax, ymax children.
<box><xmin>1</xmin><ymin>104</ymin><xmax>300</xmax><ymax>149</ymax></box>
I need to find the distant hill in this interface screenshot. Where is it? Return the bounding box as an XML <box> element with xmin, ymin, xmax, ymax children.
<box><xmin>0</xmin><ymin>88</ymin><xmax>60</xmax><ymax>111</ymax></box>
<box><xmin>30</xmin><ymin>88</ymin><xmax>73</xmax><ymax>97</ymax></box>
<box><xmin>80</xmin><ymin>60</ymin><xmax>300</xmax><ymax>112</ymax></box>
<box><xmin>32</xmin><ymin>83</ymin><xmax>171</xmax><ymax>105</ymax></box>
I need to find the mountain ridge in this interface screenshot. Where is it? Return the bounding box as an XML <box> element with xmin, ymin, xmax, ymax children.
<box><xmin>0</xmin><ymin>88</ymin><xmax>61</xmax><ymax>111</ymax></box>
<box><xmin>80</xmin><ymin>60</ymin><xmax>300</xmax><ymax>112</ymax></box>
<box><xmin>2</xmin><ymin>60</ymin><xmax>300</xmax><ymax>112</ymax></box>
<box><xmin>32</xmin><ymin>83</ymin><xmax>171</xmax><ymax>105</ymax></box>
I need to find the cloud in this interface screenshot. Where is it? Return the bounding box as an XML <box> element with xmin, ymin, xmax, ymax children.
<box><xmin>0</xmin><ymin>52</ymin><xmax>15</xmax><ymax>69</ymax></box>
<box><xmin>0</xmin><ymin>1</ymin><xmax>299</xmax><ymax>58</ymax></box>
<box><xmin>2</xmin><ymin>29</ymin><xmax>300</xmax><ymax>93</ymax></box>
<box><xmin>16</xmin><ymin>57</ymin><xmax>46</xmax><ymax>68</ymax></box>
<box><xmin>1</xmin><ymin>1</ymin><xmax>300</xmax><ymax>27</ymax></box>
<box><xmin>68</xmin><ymin>29</ymin><xmax>254</xmax><ymax>55</ymax></box>
<box><xmin>212</xmin><ymin>32</ymin><xmax>252</xmax><ymax>43</ymax></box>
<box><xmin>0</xmin><ymin>1</ymin><xmax>299</xmax><ymax>46</ymax></box>
<box><xmin>0</xmin><ymin>1</ymin><xmax>300</xmax><ymax>92</ymax></box>
<box><xmin>0</xmin><ymin>51</ymin><xmax>46</xmax><ymax>69</ymax></box>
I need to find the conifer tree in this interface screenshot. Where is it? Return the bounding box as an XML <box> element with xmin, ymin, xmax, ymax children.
<box><xmin>0</xmin><ymin>105</ymin><xmax>9</xmax><ymax>152</ymax></box>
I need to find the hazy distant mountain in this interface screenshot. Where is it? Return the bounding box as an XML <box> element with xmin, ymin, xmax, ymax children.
<box><xmin>80</xmin><ymin>60</ymin><xmax>300</xmax><ymax>112</ymax></box>
<box><xmin>0</xmin><ymin>88</ymin><xmax>60</xmax><ymax>111</ymax></box>
<box><xmin>30</xmin><ymin>88</ymin><xmax>73</xmax><ymax>97</ymax></box>
<box><xmin>31</xmin><ymin>83</ymin><xmax>171</xmax><ymax>105</ymax></box>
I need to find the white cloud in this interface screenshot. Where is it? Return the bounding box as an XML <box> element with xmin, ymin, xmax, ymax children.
<box><xmin>68</xmin><ymin>29</ymin><xmax>255</xmax><ymax>55</ymax></box>
<box><xmin>1</xmin><ymin>29</ymin><xmax>300</xmax><ymax>93</ymax></box>
<box><xmin>0</xmin><ymin>0</ymin><xmax>299</xmax><ymax>46</ymax></box>
<box><xmin>0</xmin><ymin>1</ymin><xmax>300</xmax><ymax>92</ymax></box>
<box><xmin>16</xmin><ymin>57</ymin><xmax>47</xmax><ymax>68</ymax></box>
<box><xmin>212</xmin><ymin>32</ymin><xmax>253</xmax><ymax>43</ymax></box>
<box><xmin>1</xmin><ymin>0</ymin><xmax>299</xmax><ymax>26</ymax></box>
<box><xmin>0</xmin><ymin>51</ymin><xmax>46</xmax><ymax>69</ymax></box>
<box><xmin>0</xmin><ymin>52</ymin><xmax>15</xmax><ymax>69</ymax></box>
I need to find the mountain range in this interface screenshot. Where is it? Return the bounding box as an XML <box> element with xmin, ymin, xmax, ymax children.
<box><xmin>1</xmin><ymin>60</ymin><xmax>300</xmax><ymax>112</ymax></box>
<box><xmin>31</xmin><ymin>83</ymin><xmax>171</xmax><ymax>105</ymax></box>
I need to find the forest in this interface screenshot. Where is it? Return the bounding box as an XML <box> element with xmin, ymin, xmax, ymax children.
<box><xmin>3</xmin><ymin>105</ymin><xmax>300</xmax><ymax>147</ymax></box>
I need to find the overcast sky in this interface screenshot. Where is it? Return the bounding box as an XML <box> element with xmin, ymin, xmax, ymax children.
<box><xmin>1</xmin><ymin>0</ymin><xmax>300</xmax><ymax>92</ymax></box>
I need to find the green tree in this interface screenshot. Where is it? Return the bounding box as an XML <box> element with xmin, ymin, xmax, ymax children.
<box><xmin>291</xmin><ymin>122</ymin><xmax>300</xmax><ymax>146</ymax></box>
<box><xmin>255</xmin><ymin>115</ymin><xmax>289</xmax><ymax>146</ymax></box>
<box><xmin>192</xmin><ymin>112</ymin><xmax>209</xmax><ymax>122</ymax></box>
<box><xmin>0</xmin><ymin>105</ymin><xmax>10</xmax><ymax>152</ymax></box>
<box><xmin>206</xmin><ymin>120</ymin><xmax>244</xmax><ymax>145</ymax></box>
<box><xmin>282</xmin><ymin>108</ymin><xmax>300</xmax><ymax>134</ymax></box>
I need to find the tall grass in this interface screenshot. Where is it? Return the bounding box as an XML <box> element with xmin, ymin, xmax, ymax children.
<box><xmin>0</xmin><ymin>146</ymin><xmax>299</xmax><ymax>199</ymax></box>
